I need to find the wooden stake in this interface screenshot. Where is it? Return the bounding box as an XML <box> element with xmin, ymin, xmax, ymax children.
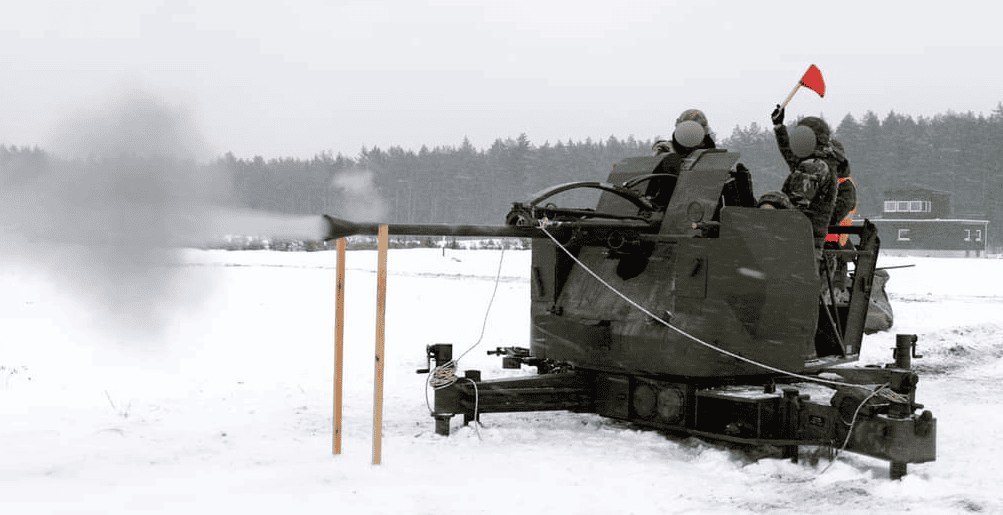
<box><xmin>373</xmin><ymin>225</ymin><xmax>389</xmax><ymax>465</ymax></box>
<box><xmin>333</xmin><ymin>238</ymin><xmax>346</xmax><ymax>455</ymax></box>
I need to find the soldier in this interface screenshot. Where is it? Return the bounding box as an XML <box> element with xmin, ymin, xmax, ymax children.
<box><xmin>653</xmin><ymin>109</ymin><xmax>755</xmax><ymax>209</ymax></box>
<box><xmin>766</xmin><ymin>105</ymin><xmax>839</xmax><ymax>250</ymax></box>
<box><xmin>824</xmin><ymin>138</ymin><xmax>857</xmax><ymax>295</ymax></box>
<box><xmin>826</xmin><ymin>138</ymin><xmax>857</xmax><ymax>241</ymax></box>
<box><xmin>652</xmin><ymin>109</ymin><xmax>717</xmax><ymax>158</ymax></box>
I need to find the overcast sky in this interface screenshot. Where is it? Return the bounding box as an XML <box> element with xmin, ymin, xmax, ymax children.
<box><xmin>1</xmin><ymin>0</ymin><xmax>1000</xmax><ymax>160</ymax></box>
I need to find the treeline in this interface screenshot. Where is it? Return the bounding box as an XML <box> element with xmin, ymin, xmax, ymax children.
<box><xmin>220</xmin><ymin>106</ymin><xmax>1003</xmax><ymax>247</ymax></box>
<box><xmin>3</xmin><ymin>105</ymin><xmax>1002</xmax><ymax>248</ymax></box>
<box><xmin>220</xmin><ymin>134</ymin><xmax>658</xmax><ymax>226</ymax></box>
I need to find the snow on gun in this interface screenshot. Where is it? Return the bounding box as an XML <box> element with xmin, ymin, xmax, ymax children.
<box><xmin>314</xmin><ymin>148</ymin><xmax>935</xmax><ymax>480</ymax></box>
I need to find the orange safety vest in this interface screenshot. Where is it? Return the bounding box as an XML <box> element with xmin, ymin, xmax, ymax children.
<box><xmin>825</xmin><ymin>177</ymin><xmax>856</xmax><ymax>246</ymax></box>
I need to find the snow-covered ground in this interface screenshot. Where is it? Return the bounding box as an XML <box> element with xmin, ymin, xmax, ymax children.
<box><xmin>2</xmin><ymin>248</ymin><xmax>1002</xmax><ymax>514</ymax></box>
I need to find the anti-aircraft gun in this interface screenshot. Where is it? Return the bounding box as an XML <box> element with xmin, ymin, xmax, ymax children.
<box><xmin>323</xmin><ymin>149</ymin><xmax>936</xmax><ymax>479</ymax></box>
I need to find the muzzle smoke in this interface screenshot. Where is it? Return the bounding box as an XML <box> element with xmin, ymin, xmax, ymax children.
<box><xmin>2</xmin><ymin>86</ymin><xmax>366</xmax><ymax>337</ymax></box>
<box><xmin>1</xmin><ymin>87</ymin><xmax>232</xmax><ymax>335</ymax></box>
<box><xmin>328</xmin><ymin>168</ymin><xmax>387</xmax><ymax>222</ymax></box>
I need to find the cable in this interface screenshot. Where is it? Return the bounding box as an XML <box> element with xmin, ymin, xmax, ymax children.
<box><xmin>456</xmin><ymin>246</ymin><xmax>507</xmax><ymax>363</ymax></box>
<box><xmin>819</xmin><ymin>382</ymin><xmax>891</xmax><ymax>475</ymax></box>
<box><xmin>537</xmin><ymin>222</ymin><xmax>867</xmax><ymax>391</ymax></box>
<box><xmin>465</xmin><ymin>378</ymin><xmax>482</xmax><ymax>440</ymax></box>
<box><xmin>538</xmin><ymin>223</ymin><xmax>911</xmax><ymax>475</ymax></box>
<box><xmin>536</xmin><ymin>222</ymin><xmax>905</xmax><ymax>471</ymax></box>
<box><xmin>423</xmin><ymin>246</ymin><xmax>506</xmax><ymax>438</ymax></box>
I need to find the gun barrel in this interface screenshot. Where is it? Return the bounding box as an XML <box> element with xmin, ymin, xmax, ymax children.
<box><xmin>875</xmin><ymin>264</ymin><xmax>916</xmax><ymax>271</ymax></box>
<box><xmin>349</xmin><ymin>223</ymin><xmax>539</xmax><ymax>238</ymax></box>
<box><xmin>322</xmin><ymin>215</ymin><xmax>658</xmax><ymax>240</ymax></box>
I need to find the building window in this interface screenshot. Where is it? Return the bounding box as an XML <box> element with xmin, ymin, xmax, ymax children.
<box><xmin>897</xmin><ymin>229</ymin><xmax>911</xmax><ymax>241</ymax></box>
<box><xmin>976</xmin><ymin>230</ymin><xmax>983</xmax><ymax>242</ymax></box>
<box><xmin>885</xmin><ymin>199</ymin><xmax>933</xmax><ymax>213</ymax></box>
<box><xmin>965</xmin><ymin>229</ymin><xmax>972</xmax><ymax>241</ymax></box>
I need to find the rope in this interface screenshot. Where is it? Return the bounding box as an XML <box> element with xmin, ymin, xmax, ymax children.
<box><xmin>819</xmin><ymin>382</ymin><xmax>891</xmax><ymax>475</ymax></box>
<box><xmin>536</xmin><ymin>221</ymin><xmax>910</xmax><ymax>471</ymax></box>
<box><xmin>422</xmin><ymin>247</ymin><xmax>507</xmax><ymax>439</ymax></box>
<box><xmin>537</xmin><ymin>221</ymin><xmax>868</xmax><ymax>391</ymax></box>
<box><xmin>456</xmin><ymin>246</ymin><xmax>507</xmax><ymax>363</ymax></box>
<box><xmin>429</xmin><ymin>361</ymin><xmax>458</xmax><ymax>389</ymax></box>
<box><xmin>466</xmin><ymin>378</ymin><xmax>481</xmax><ymax>440</ymax></box>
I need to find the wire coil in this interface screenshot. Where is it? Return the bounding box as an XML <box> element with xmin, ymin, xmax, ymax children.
<box><xmin>422</xmin><ymin>247</ymin><xmax>507</xmax><ymax>440</ymax></box>
<box><xmin>429</xmin><ymin>360</ymin><xmax>458</xmax><ymax>389</ymax></box>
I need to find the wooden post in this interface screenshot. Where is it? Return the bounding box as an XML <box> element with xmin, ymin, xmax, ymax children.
<box><xmin>333</xmin><ymin>238</ymin><xmax>346</xmax><ymax>455</ymax></box>
<box><xmin>373</xmin><ymin>225</ymin><xmax>388</xmax><ymax>465</ymax></box>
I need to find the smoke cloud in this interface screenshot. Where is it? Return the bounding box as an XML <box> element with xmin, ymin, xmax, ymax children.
<box><xmin>329</xmin><ymin>168</ymin><xmax>387</xmax><ymax>222</ymax></box>
<box><xmin>46</xmin><ymin>87</ymin><xmax>214</xmax><ymax>162</ymax></box>
<box><xmin>1</xmin><ymin>86</ymin><xmax>232</xmax><ymax>336</ymax></box>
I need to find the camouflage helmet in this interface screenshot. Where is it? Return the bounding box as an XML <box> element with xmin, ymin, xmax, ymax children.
<box><xmin>675</xmin><ymin>109</ymin><xmax>710</xmax><ymax>133</ymax></box>
<box><xmin>796</xmin><ymin>116</ymin><xmax>831</xmax><ymax>147</ymax></box>
<box><xmin>756</xmin><ymin>191</ymin><xmax>794</xmax><ymax>210</ymax></box>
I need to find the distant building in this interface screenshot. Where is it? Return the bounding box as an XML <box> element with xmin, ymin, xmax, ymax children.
<box><xmin>871</xmin><ymin>188</ymin><xmax>988</xmax><ymax>257</ymax></box>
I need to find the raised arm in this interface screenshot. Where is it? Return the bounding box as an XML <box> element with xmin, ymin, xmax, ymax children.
<box><xmin>771</xmin><ymin>105</ymin><xmax>798</xmax><ymax>171</ymax></box>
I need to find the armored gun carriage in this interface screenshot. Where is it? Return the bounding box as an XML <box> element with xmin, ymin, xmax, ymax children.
<box><xmin>324</xmin><ymin>149</ymin><xmax>935</xmax><ymax>479</ymax></box>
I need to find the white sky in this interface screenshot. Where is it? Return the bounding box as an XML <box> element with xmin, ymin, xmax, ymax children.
<box><xmin>1</xmin><ymin>0</ymin><xmax>1000</xmax><ymax>159</ymax></box>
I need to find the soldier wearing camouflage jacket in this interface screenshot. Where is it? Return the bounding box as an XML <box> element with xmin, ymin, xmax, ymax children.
<box><xmin>770</xmin><ymin>108</ymin><xmax>839</xmax><ymax>249</ymax></box>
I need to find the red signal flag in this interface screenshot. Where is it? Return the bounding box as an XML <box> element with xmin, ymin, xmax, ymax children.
<box><xmin>800</xmin><ymin>64</ymin><xmax>825</xmax><ymax>98</ymax></box>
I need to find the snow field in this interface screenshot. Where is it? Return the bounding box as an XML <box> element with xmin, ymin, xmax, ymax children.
<box><xmin>2</xmin><ymin>248</ymin><xmax>1002</xmax><ymax>514</ymax></box>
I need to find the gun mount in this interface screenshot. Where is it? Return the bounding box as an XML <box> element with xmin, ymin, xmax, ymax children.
<box><xmin>322</xmin><ymin>149</ymin><xmax>935</xmax><ymax>479</ymax></box>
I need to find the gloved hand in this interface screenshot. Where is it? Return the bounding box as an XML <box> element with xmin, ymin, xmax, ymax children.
<box><xmin>771</xmin><ymin>104</ymin><xmax>785</xmax><ymax>126</ymax></box>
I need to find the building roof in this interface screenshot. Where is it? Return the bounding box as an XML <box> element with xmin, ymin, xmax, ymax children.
<box><xmin>871</xmin><ymin>218</ymin><xmax>988</xmax><ymax>224</ymax></box>
<box><xmin>883</xmin><ymin>187</ymin><xmax>952</xmax><ymax>196</ymax></box>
